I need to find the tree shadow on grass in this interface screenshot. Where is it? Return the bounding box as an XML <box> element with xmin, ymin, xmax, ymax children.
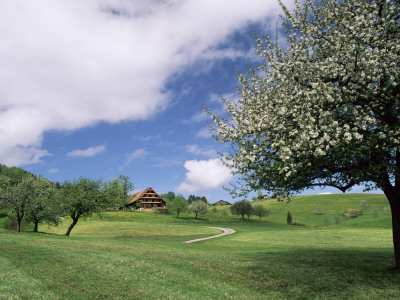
<box><xmin>242</xmin><ymin>248</ymin><xmax>400</xmax><ymax>298</ymax></box>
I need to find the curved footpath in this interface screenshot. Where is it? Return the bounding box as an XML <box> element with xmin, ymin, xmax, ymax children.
<box><xmin>183</xmin><ymin>227</ymin><xmax>236</xmax><ymax>244</ymax></box>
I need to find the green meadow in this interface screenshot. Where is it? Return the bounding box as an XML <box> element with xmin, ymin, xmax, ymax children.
<box><xmin>1</xmin><ymin>193</ymin><xmax>399</xmax><ymax>299</ymax></box>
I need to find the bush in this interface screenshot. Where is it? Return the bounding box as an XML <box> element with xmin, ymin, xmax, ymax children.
<box><xmin>342</xmin><ymin>208</ymin><xmax>362</xmax><ymax>218</ymax></box>
<box><xmin>373</xmin><ymin>208</ymin><xmax>379</xmax><ymax>218</ymax></box>
<box><xmin>383</xmin><ymin>206</ymin><xmax>391</xmax><ymax>214</ymax></box>
<box><xmin>314</xmin><ymin>207</ymin><xmax>324</xmax><ymax>215</ymax></box>
<box><xmin>360</xmin><ymin>200</ymin><xmax>370</xmax><ymax>211</ymax></box>
<box><xmin>334</xmin><ymin>215</ymin><xmax>341</xmax><ymax>225</ymax></box>
<box><xmin>287</xmin><ymin>211</ymin><xmax>293</xmax><ymax>224</ymax></box>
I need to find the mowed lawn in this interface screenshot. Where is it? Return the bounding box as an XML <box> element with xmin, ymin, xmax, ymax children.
<box><xmin>0</xmin><ymin>194</ymin><xmax>399</xmax><ymax>299</ymax></box>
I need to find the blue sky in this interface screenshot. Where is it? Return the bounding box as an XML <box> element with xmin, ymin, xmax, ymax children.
<box><xmin>0</xmin><ymin>1</ymin><xmax>379</xmax><ymax>203</ymax></box>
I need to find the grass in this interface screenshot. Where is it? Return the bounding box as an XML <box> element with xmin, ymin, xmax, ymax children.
<box><xmin>0</xmin><ymin>193</ymin><xmax>399</xmax><ymax>299</ymax></box>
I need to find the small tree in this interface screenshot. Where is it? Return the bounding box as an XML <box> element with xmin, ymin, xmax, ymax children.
<box><xmin>117</xmin><ymin>175</ymin><xmax>134</xmax><ymax>204</ymax></box>
<box><xmin>230</xmin><ymin>200</ymin><xmax>252</xmax><ymax>220</ymax></box>
<box><xmin>287</xmin><ymin>212</ymin><xmax>293</xmax><ymax>225</ymax></box>
<box><xmin>0</xmin><ymin>175</ymin><xmax>35</xmax><ymax>232</ymax></box>
<box><xmin>252</xmin><ymin>205</ymin><xmax>269</xmax><ymax>220</ymax></box>
<box><xmin>61</xmin><ymin>177</ymin><xmax>119</xmax><ymax>236</ymax></box>
<box><xmin>189</xmin><ymin>201</ymin><xmax>207</xmax><ymax>219</ymax></box>
<box><xmin>169</xmin><ymin>195</ymin><xmax>188</xmax><ymax>218</ymax></box>
<box><xmin>25</xmin><ymin>177</ymin><xmax>62</xmax><ymax>232</ymax></box>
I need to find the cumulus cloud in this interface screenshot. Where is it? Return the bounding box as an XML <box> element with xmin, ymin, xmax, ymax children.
<box><xmin>67</xmin><ymin>145</ymin><xmax>106</xmax><ymax>157</ymax></box>
<box><xmin>176</xmin><ymin>158</ymin><xmax>233</xmax><ymax>193</ymax></box>
<box><xmin>0</xmin><ymin>0</ymin><xmax>285</xmax><ymax>166</ymax></box>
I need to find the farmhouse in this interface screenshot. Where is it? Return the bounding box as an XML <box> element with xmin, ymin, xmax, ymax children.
<box><xmin>213</xmin><ymin>200</ymin><xmax>232</xmax><ymax>206</ymax></box>
<box><xmin>126</xmin><ymin>187</ymin><xmax>167</xmax><ymax>212</ymax></box>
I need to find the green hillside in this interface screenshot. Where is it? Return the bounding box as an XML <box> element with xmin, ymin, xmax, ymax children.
<box><xmin>0</xmin><ymin>193</ymin><xmax>398</xmax><ymax>299</ymax></box>
<box><xmin>211</xmin><ymin>193</ymin><xmax>390</xmax><ymax>228</ymax></box>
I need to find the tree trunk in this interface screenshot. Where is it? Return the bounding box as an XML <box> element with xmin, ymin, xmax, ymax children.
<box><xmin>16</xmin><ymin>218</ymin><xmax>22</xmax><ymax>233</ymax></box>
<box><xmin>33</xmin><ymin>220</ymin><xmax>39</xmax><ymax>233</ymax></box>
<box><xmin>384</xmin><ymin>188</ymin><xmax>400</xmax><ymax>269</ymax></box>
<box><xmin>65</xmin><ymin>217</ymin><xmax>79</xmax><ymax>236</ymax></box>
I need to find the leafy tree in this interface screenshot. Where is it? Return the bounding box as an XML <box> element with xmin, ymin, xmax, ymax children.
<box><xmin>0</xmin><ymin>175</ymin><xmax>35</xmax><ymax>232</ymax></box>
<box><xmin>61</xmin><ymin>177</ymin><xmax>120</xmax><ymax>236</ymax></box>
<box><xmin>25</xmin><ymin>177</ymin><xmax>62</xmax><ymax>232</ymax></box>
<box><xmin>209</xmin><ymin>0</ymin><xmax>400</xmax><ymax>268</ymax></box>
<box><xmin>117</xmin><ymin>175</ymin><xmax>134</xmax><ymax>203</ymax></box>
<box><xmin>161</xmin><ymin>191</ymin><xmax>176</xmax><ymax>203</ymax></box>
<box><xmin>169</xmin><ymin>195</ymin><xmax>188</xmax><ymax>218</ymax></box>
<box><xmin>189</xmin><ymin>201</ymin><xmax>207</xmax><ymax>219</ymax></box>
<box><xmin>252</xmin><ymin>205</ymin><xmax>269</xmax><ymax>220</ymax></box>
<box><xmin>230</xmin><ymin>200</ymin><xmax>252</xmax><ymax>221</ymax></box>
<box><xmin>200</xmin><ymin>196</ymin><xmax>208</xmax><ymax>204</ymax></box>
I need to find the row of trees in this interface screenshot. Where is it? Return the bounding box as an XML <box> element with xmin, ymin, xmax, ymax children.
<box><xmin>160</xmin><ymin>191</ymin><xmax>208</xmax><ymax>218</ymax></box>
<box><xmin>230</xmin><ymin>200</ymin><xmax>269</xmax><ymax>221</ymax></box>
<box><xmin>0</xmin><ymin>165</ymin><xmax>132</xmax><ymax>236</ymax></box>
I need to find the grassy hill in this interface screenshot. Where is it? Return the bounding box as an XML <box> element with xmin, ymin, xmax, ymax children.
<box><xmin>1</xmin><ymin>193</ymin><xmax>399</xmax><ymax>299</ymax></box>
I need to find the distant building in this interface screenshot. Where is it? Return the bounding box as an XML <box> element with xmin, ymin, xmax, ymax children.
<box><xmin>125</xmin><ymin>187</ymin><xmax>167</xmax><ymax>212</ymax></box>
<box><xmin>212</xmin><ymin>200</ymin><xmax>232</xmax><ymax>206</ymax></box>
<box><xmin>258</xmin><ymin>195</ymin><xmax>269</xmax><ymax>200</ymax></box>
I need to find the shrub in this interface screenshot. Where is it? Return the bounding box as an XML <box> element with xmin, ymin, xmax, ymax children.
<box><xmin>383</xmin><ymin>206</ymin><xmax>391</xmax><ymax>214</ymax></box>
<box><xmin>287</xmin><ymin>211</ymin><xmax>293</xmax><ymax>224</ymax></box>
<box><xmin>334</xmin><ymin>215</ymin><xmax>341</xmax><ymax>225</ymax></box>
<box><xmin>314</xmin><ymin>207</ymin><xmax>324</xmax><ymax>215</ymax></box>
<box><xmin>360</xmin><ymin>200</ymin><xmax>370</xmax><ymax>211</ymax></box>
<box><xmin>342</xmin><ymin>208</ymin><xmax>362</xmax><ymax>218</ymax></box>
<box><xmin>373</xmin><ymin>208</ymin><xmax>379</xmax><ymax>218</ymax></box>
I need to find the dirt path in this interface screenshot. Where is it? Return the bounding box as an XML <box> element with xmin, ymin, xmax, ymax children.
<box><xmin>183</xmin><ymin>227</ymin><xmax>236</xmax><ymax>243</ymax></box>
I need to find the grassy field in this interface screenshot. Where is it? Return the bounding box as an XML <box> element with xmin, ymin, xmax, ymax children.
<box><xmin>0</xmin><ymin>193</ymin><xmax>399</xmax><ymax>299</ymax></box>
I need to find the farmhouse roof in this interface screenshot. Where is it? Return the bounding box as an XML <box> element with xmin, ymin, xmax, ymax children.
<box><xmin>126</xmin><ymin>187</ymin><xmax>165</xmax><ymax>206</ymax></box>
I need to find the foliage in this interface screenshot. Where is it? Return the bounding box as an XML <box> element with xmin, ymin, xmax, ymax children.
<box><xmin>252</xmin><ymin>205</ymin><xmax>269</xmax><ymax>220</ymax></box>
<box><xmin>360</xmin><ymin>200</ymin><xmax>370</xmax><ymax>211</ymax></box>
<box><xmin>169</xmin><ymin>195</ymin><xmax>188</xmax><ymax>218</ymax></box>
<box><xmin>342</xmin><ymin>208</ymin><xmax>362</xmax><ymax>218</ymax></box>
<box><xmin>117</xmin><ymin>175</ymin><xmax>134</xmax><ymax>203</ymax></box>
<box><xmin>208</xmin><ymin>0</ymin><xmax>400</xmax><ymax>269</ymax></box>
<box><xmin>0</xmin><ymin>175</ymin><xmax>35</xmax><ymax>232</ymax></box>
<box><xmin>230</xmin><ymin>200</ymin><xmax>252</xmax><ymax>220</ymax></box>
<box><xmin>60</xmin><ymin>177</ymin><xmax>121</xmax><ymax>236</ymax></box>
<box><xmin>24</xmin><ymin>177</ymin><xmax>62</xmax><ymax>232</ymax></box>
<box><xmin>189</xmin><ymin>200</ymin><xmax>207</xmax><ymax>219</ymax></box>
<box><xmin>161</xmin><ymin>191</ymin><xmax>176</xmax><ymax>203</ymax></box>
<box><xmin>287</xmin><ymin>212</ymin><xmax>293</xmax><ymax>225</ymax></box>
<box><xmin>314</xmin><ymin>207</ymin><xmax>324</xmax><ymax>215</ymax></box>
<box><xmin>188</xmin><ymin>194</ymin><xmax>207</xmax><ymax>204</ymax></box>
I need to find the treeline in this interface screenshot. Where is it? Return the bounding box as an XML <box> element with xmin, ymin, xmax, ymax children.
<box><xmin>0</xmin><ymin>164</ymin><xmax>133</xmax><ymax>235</ymax></box>
<box><xmin>159</xmin><ymin>191</ymin><xmax>208</xmax><ymax>218</ymax></box>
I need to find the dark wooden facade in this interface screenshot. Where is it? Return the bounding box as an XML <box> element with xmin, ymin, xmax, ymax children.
<box><xmin>126</xmin><ymin>187</ymin><xmax>167</xmax><ymax>211</ymax></box>
<box><xmin>212</xmin><ymin>200</ymin><xmax>232</xmax><ymax>206</ymax></box>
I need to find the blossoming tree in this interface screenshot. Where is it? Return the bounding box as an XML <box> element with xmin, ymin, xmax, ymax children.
<box><xmin>208</xmin><ymin>0</ymin><xmax>400</xmax><ymax>268</ymax></box>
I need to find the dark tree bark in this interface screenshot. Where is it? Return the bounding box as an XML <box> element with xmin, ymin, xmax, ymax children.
<box><xmin>16</xmin><ymin>218</ymin><xmax>22</xmax><ymax>233</ymax></box>
<box><xmin>384</xmin><ymin>188</ymin><xmax>400</xmax><ymax>269</ymax></box>
<box><xmin>33</xmin><ymin>220</ymin><xmax>39</xmax><ymax>233</ymax></box>
<box><xmin>65</xmin><ymin>216</ymin><xmax>79</xmax><ymax>237</ymax></box>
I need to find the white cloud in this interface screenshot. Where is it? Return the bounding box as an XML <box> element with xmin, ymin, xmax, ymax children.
<box><xmin>196</xmin><ymin>127</ymin><xmax>213</xmax><ymax>139</ymax></box>
<box><xmin>185</xmin><ymin>144</ymin><xmax>216</xmax><ymax>157</ymax></box>
<box><xmin>67</xmin><ymin>145</ymin><xmax>106</xmax><ymax>157</ymax></box>
<box><xmin>0</xmin><ymin>0</ymin><xmax>284</xmax><ymax>166</ymax></box>
<box><xmin>176</xmin><ymin>158</ymin><xmax>233</xmax><ymax>193</ymax></box>
<box><xmin>48</xmin><ymin>168</ymin><xmax>59</xmax><ymax>174</ymax></box>
<box><xmin>123</xmin><ymin>149</ymin><xmax>149</xmax><ymax>167</ymax></box>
